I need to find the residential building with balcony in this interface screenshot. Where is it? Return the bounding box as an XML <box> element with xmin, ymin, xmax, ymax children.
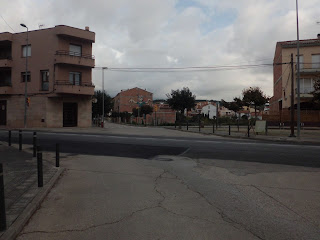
<box><xmin>0</xmin><ymin>25</ymin><xmax>95</xmax><ymax>128</ymax></box>
<box><xmin>270</xmin><ymin>35</ymin><xmax>320</xmax><ymax>113</ymax></box>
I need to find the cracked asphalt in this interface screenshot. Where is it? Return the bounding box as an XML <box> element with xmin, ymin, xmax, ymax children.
<box><xmin>12</xmin><ymin>124</ymin><xmax>320</xmax><ymax>240</ymax></box>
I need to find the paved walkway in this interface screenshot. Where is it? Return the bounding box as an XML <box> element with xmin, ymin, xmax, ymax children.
<box><xmin>0</xmin><ymin>143</ymin><xmax>58</xmax><ymax>238</ymax></box>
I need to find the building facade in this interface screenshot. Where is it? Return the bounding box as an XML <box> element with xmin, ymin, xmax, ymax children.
<box><xmin>0</xmin><ymin>25</ymin><xmax>95</xmax><ymax>128</ymax></box>
<box><xmin>270</xmin><ymin>36</ymin><xmax>320</xmax><ymax>112</ymax></box>
<box><xmin>113</xmin><ymin>87</ymin><xmax>153</xmax><ymax>113</ymax></box>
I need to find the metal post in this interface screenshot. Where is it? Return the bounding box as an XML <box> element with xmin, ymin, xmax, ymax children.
<box><xmin>8</xmin><ymin>130</ymin><xmax>11</xmax><ymax>147</ymax></box>
<box><xmin>290</xmin><ymin>54</ymin><xmax>296</xmax><ymax>137</ymax></box>
<box><xmin>187</xmin><ymin>121</ymin><xmax>189</xmax><ymax>131</ymax></box>
<box><xmin>37</xmin><ymin>146</ymin><xmax>43</xmax><ymax>188</ymax></box>
<box><xmin>296</xmin><ymin>0</ymin><xmax>301</xmax><ymax>138</ymax></box>
<box><xmin>0</xmin><ymin>163</ymin><xmax>6</xmax><ymax>231</ymax></box>
<box><xmin>175</xmin><ymin>121</ymin><xmax>176</xmax><ymax>129</ymax></box>
<box><xmin>56</xmin><ymin>143</ymin><xmax>60</xmax><ymax>168</ymax></box>
<box><xmin>23</xmin><ymin>26</ymin><xmax>29</xmax><ymax>129</ymax></box>
<box><xmin>212</xmin><ymin>120</ymin><xmax>215</xmax><ymax>133</ymax></box>
<box><xmin>198</xmin><ymin>115</ymin><xmax>201</xmax><ymax>132</ymax></box>
<box><xmin>248</xmin><ymin>124</ymin><xmax>250</xmax><ymax>138</ymax></box>
<box><xmin>33</xmin><ymin>132</ymin><xmax>37</xmax><ymax>157</ymax></box>
<box><xmin>229</xmin><ymin>124</ymin><xmax>231</xmax><ymax>135</ymax></box>
<box><xmin>216</xmin><ymin>102</ymin><xmax>219</xmax><ymax>129</ymax></box>
<box><xmin>19</xmin><ymin>130</ymin><xmax>22</xmax><ymax>151</ymax></box>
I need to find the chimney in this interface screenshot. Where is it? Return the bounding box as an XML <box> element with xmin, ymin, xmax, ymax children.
<box><xmin>85</xmin><ymin>26</ymin><xmax>90</xmax><ymax>31</ymax></box>
<box><xmin>318</xmin><ymin>34</ymin><xmax>320</xmax><ymax>39</ymax></box>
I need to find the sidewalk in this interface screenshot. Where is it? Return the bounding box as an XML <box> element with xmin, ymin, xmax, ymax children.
<box><xmin>0</xmin><ymin>143</ymin><xmax>62</xmax><ymax>240</ymax></box>
<box><xmin>164</xmin><ymin>125</ymin><xmax>320</xmax><ymax>144</ymax></box>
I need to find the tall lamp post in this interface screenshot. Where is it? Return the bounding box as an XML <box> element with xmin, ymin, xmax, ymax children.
<box><xmin>20</xmin><ymin>23</ymin><xmax>28</xmax><ymax>128</ymax></box>
<box><xmin>296</xmin><ymin>0</ymin><xmax>301</xmax><ymax>138</ymax></box>
<box><xmin>101</xmin><ymin>67</ymin><xmax>107</xmax><ymax>127</ymax></box>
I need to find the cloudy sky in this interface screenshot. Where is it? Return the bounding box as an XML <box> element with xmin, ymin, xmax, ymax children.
<box><xmin>1</xmin><ymin>0</ymin><xmax>320</xmax><ymax>100</ymax></box>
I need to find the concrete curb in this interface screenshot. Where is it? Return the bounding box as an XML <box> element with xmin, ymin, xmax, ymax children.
<box><xmin>0</xmin><ymin>167</ymin><xmax>65</xmax><ymax>240</ymax></box>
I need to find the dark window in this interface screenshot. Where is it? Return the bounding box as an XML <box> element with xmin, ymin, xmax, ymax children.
<box><xmin>69</xmin><ymin>44</ymin><xmax>82</xmax><ymax>57</ymax></box>
<box><xmin>69</xmin><ymin>72</ymin><xmax>81</xmax><ymax>85</ymax></box>
<box><xmin>21</xmin><ymin>72</ymin><xmax>31</xmax><ymax>82</ymax></box>
<box><xmin>22</xmin><ymin>45</ymin><xmax>31</xmax><ymax>57</ymax></box>
<box><xmin>41</xmin><ymin>70</ymin><xmax>49</xmax><ymax>91</ymax></box>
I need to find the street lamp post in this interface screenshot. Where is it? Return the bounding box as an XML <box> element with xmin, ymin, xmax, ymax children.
<box><xmin>101</xmin><ymin>67</ymin><xmax>107</xmax><ymax>127</ymax></box>
<box><xmin>20</xmin><ymin>23</ymin><xmax>28</xmax><ymax>128</ymax></box>
<box><xmin>296</xmin><ymin>0</ymin><xmax>301</xmax><ymax>138</ymax></box>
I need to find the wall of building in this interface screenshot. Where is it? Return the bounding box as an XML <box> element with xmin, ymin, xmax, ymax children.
<box><xmin>114</xmin><ymin>87</ymin><xmax>153</xmax><ymax>113</ymax></box>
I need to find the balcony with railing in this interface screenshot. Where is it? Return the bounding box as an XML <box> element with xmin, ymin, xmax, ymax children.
<box><xmin>0</xmin><ymin>77</ymin><xmax>12</xmax><ymax>95</ymax></box>
<box><xmin>55</xmin><ymin>50</ymin><xmax>95</xmax><ymax>67</ymax></box>
<box><xmin>295</xmin><ymin>87</ymin><xmax>314</xmax><ymax>98</ymax></box>
<box><xmin>54</xmin><ymin>80</ymin><xmax>94</xmax><ymax>95</ymax></box>
<box><xmin>295</xmin><ymin>64</ymin><xmax>320</xmax><ymax>75</ymax></box>
<box><xmin>0</xmin><ymin>56</ymin><xmax>12</xmax><ymax>68</ymax></box>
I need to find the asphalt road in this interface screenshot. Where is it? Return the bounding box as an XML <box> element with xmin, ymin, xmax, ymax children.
<box><xmin>1</xmin><ymin>130</ymin><xmax>320</xmax><ymax>168</ymax></box>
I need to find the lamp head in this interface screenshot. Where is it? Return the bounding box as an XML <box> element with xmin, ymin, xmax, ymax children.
<box><xmin>20</xmin><ymin>23</ymin><xmax>27</xmax><ymax>28</ymax></box>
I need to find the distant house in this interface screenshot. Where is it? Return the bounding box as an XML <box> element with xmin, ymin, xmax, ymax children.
<box><xmin>153</xmin><ymin>102</ymin><xmax>176</xmax><ymax>124</ymax></box>
<box><xmin>113</xmin><ymin>87</ymin><xmax>153</xmax><ymax>113</ymax></box>
<box><xmin>201</xmin><ymin>103</ymin><xmax>217</xmax><ymax>119</ymax></box>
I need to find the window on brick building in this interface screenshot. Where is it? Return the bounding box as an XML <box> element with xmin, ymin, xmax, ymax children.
<box><xmin>41</xmin><ymin>70</ymin><xmax>49</xmax><ymax>91</ymax></box>
<box><xmin>69</xmin><ymin>44</ymin><xmax>82</xmax><ymax>57</ymax></box>
<box><xmin>312</xmin><ymin>54</ymin><xmax>320</xmax><ymax>69</ymax></box>
<box><xmin>69</xmin><ymin>72</ymin><xmax>81</xmax><ymax>85</ymax></box>
<box><xmin>21</xmin><ymin>72</ymin><xmax>31</xmax><ymax>82</ymax></box>
<box><xmin>22</xmin><ymin>45</ymin><xmax>31</xmax><ymax>57</ymax></box>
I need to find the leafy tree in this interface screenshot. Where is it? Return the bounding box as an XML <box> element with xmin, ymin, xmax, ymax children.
<box><xmin>166</xmin><ymin>87</ymin><xmax>196</xmax><ymax>119</ymax></box>
<box><xmin>140</xmin><ymin>105</ymin><xmax>153</xmax><ymax>115</ymax></box>
<box><xmin>221</xmin><ymin>97</ymin><xmax>243</xmax><ymax>119</ymax></box>
<box><xmin>313</xmin><ymin>79</ymin><xmax>320</xmax><ymax>106</ymax></box>
<box><xmin>132</xmin><ymin>105</ymin><xmax>153</xmax><ymax>117</ymax></box>
<box><xmin>242</xmin><ymin>87</ymin><xmax>268</xmax><ymax>119</ymax></box>
<box><xmin>92</xmin><ymin>90</ymin><xmax>114</xmax><ymax>118</ymax></box>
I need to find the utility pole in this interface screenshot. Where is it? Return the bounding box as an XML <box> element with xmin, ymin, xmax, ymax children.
<box><xmin>101</xmin><ymin>67</ymin><xmax>107</xmax><ymax>127</ymax></box>
<box><xmin>296</xmin><ymin>0</ymin><xmax>301</xmax><ymax>138</ymax></box>
<box><xmin>20</xmin><ymin>24</ymin><xmax>28</xmax><ymax>128</ymax></box>
<box><xmin>289</xmin><ymin>54</ymin><xmax>296</xmax><ymax>137</ymax></box>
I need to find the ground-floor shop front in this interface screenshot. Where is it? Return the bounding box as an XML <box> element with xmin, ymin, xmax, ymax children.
<box><xmin>0</xmin><ymin>95</ymin><xmax>92</xmax><ymax>128</ymax></box>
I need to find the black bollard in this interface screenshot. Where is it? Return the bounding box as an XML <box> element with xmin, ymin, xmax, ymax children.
<box><xmin>0</xmin><ymin>164</ymin><xmax>6</xmax><ymax>231</ymax></box>
<box><xmin>229</xmin><ymin>124</ymin><xmax>231</xmax><ymax>135</ymax></box>
<box><xmin>37</xmin><ymin>146</ymin><xmax>43</xmax><ymax>187</ymax></box>
<box><xmin>19</xmin><ymin>130</ymin><xmax>22</xmax><ymax>151</ymax></box>
<box><xmin>33</xmin><ymin>132</ymin><xmax>37</xmax><ymax>157</ymax></box>
<box><xmin>175</xmin><ymin>121</ymin><xmax>176</xmax><ymax>129</ymax></box>
<box><xmin>248</xmin><ymin>125</ymin><xmax>250</xmax><ymax>138</ymax></box>
<box><xmin>212</xmin><ymin>120</ymin><xmax>215</xmax><ymax>134</ymax></box>
<box><xmin>187</xmin><ymin>121</ymin><xmax>189</xmax><ymax>131</ymax></box>
<box><xmin>8</xmin><ymin>130</ymin><xmax>11</xmax><ymax>147</ymax></box>
<box><xmin>56</xmin><ymin>143</ymin><xmax>60</xmax><ymax>168</ymax></box>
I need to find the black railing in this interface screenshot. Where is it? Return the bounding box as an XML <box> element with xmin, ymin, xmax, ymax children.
<box><xmin>55</xmin><ymin>80</ymin><xmax>94</xmax><ymax>87</ymax></box>
<box><xmin>0</xmin><ymin>56</ymin><xmax>12</xmax><ymax>60</ymax></box>
<box><xmin>55</xmin><ymin>50</ymin><xmax>95</xmax><ymax>60</ymax></box>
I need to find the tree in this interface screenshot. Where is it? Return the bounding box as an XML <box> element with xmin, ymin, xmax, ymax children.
<box><xmin>313</xmin><ymin>79</ymin><xmax>320</xmax><ymax>106</ymax></box>
<box><xmin>242</xmin><ymin>87</ymin><xmax>268</xmax><ymax>119</ymax></box>
<box><xmin>132</xmin><ymin>105</ymin><xmax>153</xmax><ymax>117</ymax></box>
<box><xmin>221</xmin><ymin>97</ymin><xmax>243</xmax><ymax>119</ymax></box>
<box><xmin>166</xmin><ymin>87</ymin><xmax>196</xmax><ymax>119</ymax></box>
<box><xmin>92</xmin><ymin>90</ymin><xmax>113</xmax><ymax>118</ymax></box>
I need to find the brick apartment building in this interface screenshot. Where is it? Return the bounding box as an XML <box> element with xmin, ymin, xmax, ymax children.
<box><xmin>113</xmin><ymin>87</ymin><xmax>153</xmax><ymax>113</ymax></box>
<box><xmin>0</xmin><ymin>25</ymin><xmax>95</xmax><ymax>128</ymax></box>
<box><xmin>270</xmin><ymin>35</ymin><xmax>320</xmax><ymax>113</ymax></box>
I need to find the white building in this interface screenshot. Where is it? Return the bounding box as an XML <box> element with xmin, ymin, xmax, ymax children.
<box><xmin>201</xmin><ymin>104</ymin><xmax>217</xmax><ymax>119</ymax></box>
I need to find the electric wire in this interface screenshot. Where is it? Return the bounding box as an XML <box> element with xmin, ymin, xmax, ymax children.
<box><xmin>0</xmin><ymin>13</ymin><xmax>15</xmax><ymax>32</ymax></box>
